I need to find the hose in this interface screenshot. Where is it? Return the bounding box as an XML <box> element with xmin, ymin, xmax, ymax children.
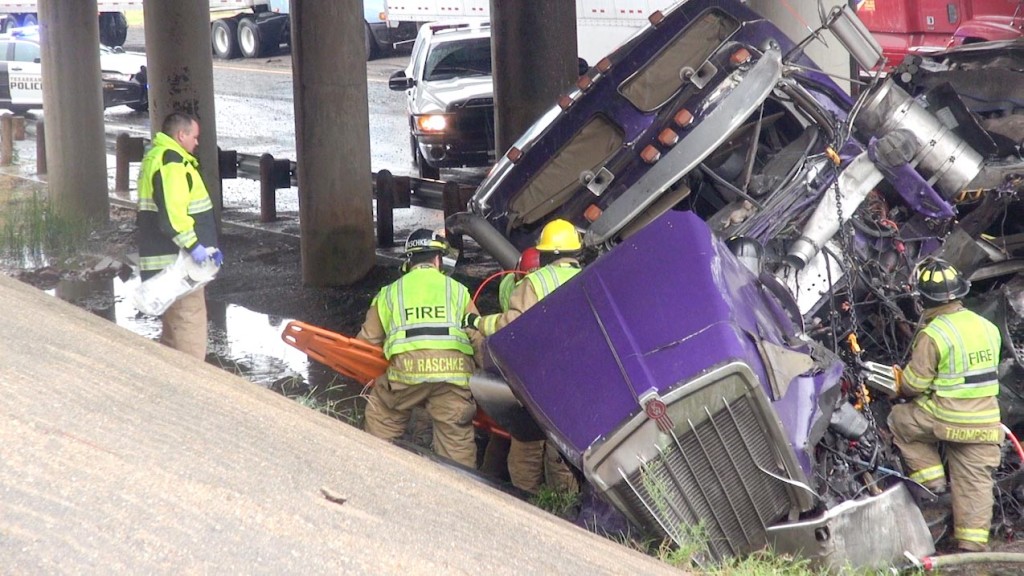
<box><xmin>920</xmin><ymin>552</ymin><xmax>1024</xmax><ymax>571</ymax></box>
<box><xmin>472</xmin><ymin>269</ymin><xmax>518</xmax><ymax>304</ymax></box>
<box><xmin>1002</xmin><ymin>423</ymin><xmax>1024</xmax><ymax>464</ymax></box>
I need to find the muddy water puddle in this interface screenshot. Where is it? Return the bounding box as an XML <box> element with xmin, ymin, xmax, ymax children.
<box><xmin>47</xmin><ymin>275</ymin><xmax>369</xmax><ymax>424</ymax></box>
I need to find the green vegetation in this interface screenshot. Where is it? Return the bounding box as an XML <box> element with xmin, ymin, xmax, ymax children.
<box><xmin>284</xmin><ymin>375</ymin><xmax>366</xmax><ymax>427</ymax></box>
<box><xmin>530</xmin><ymin>485</ymin><xmax>581</xmax><ymax>519</ymax></box>
<box><xmin>1</xmin><ymin>192</ymin><xmax>90</xmax><ymax>267</ymax></box>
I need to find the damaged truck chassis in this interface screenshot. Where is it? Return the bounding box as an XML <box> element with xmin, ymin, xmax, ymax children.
<box><xmin>449</xmin><ymin>0</ymin><xmax>1024</xmax><ymax>570</ymax></box>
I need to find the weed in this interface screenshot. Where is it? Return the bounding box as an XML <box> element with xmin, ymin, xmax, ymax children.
<box><xmin>1</xmin><ymin>192</ymin><xmax>90</xmax><ymax>266</ymax></box>
<box><xmin>287</xmin><ymin>375</ymin><xmax>366</xmax><ymax>427</ymax></box>
<box><xmin>530</xmin><ymin>485</ymin><xmax>581</xmax><ymax>519</ymax></box>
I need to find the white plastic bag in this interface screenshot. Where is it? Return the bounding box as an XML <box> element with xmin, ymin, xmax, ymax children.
<box><xmin>133</xmin><ymin>248</ymin><xmax>221</xmax><ymax>316</ymax></box>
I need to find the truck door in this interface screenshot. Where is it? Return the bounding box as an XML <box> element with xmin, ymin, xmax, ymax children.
<box><xmin>915</xmin><ymin>0</ymin><xmax>965</xmax><ymax>36</ymax></box>
<box><xmin>9</xmin><ymin>39</ymin><xmax>41</xmax><ymax>107</ymax></box>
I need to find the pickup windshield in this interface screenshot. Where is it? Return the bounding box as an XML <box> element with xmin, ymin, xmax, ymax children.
<box><xmin>424</xmin><ymin>37</ymin><xmax>492</xmax><ymax>81</ymax></box>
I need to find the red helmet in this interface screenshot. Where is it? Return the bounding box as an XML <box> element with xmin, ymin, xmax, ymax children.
<box><xmin>518</xmin><ymin>247</ymin><xmax>541</xmax><ymax>273</ymax></box>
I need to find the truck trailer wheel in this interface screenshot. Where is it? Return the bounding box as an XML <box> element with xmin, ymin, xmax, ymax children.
<box><xmin>99</xmin><ymin>13</ymin><xmax>128</xmax><ymax>47</ymax></box>
<box><xmin>238</xmin><ymin>17</ymin><xmax>265</xmax><ymax>59</ymax></box>
<box><xmin>211</xmin><ymin>18</ymin><xmax>240</xmax><ymax>59</ymax></box>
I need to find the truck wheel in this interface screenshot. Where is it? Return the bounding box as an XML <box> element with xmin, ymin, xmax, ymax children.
<box><xmin>99</xmin><ymin>13</ymin><xmax>128</xmax><ymax>47</ymax></box>
<box><xmin>211</xmin><ymin>19</ymin><xmax>240</xmax><ymax>59</ymax></box>
<box><xmin>417</xmin><ymin>150</ymin><xmax>440</xmax><ymax>180</ymax></box>
<box><xmin>22</xmin><ymin>14</ymin><xmax>36</xmax><ymax>27</ymax></box>
<box><xmin>364</xmin><ymin>23</ymin><xmax>377</xmax><ymax>61</ymax></box>
<box><xmin>2</xmin><ymin>16</ymin><xmax>17</xmax><ymax>33</ymax></box>
<box><xmin>238</xmin><ymin>17</ymin><xmax>264</xmax><ymax>59</ymax></box>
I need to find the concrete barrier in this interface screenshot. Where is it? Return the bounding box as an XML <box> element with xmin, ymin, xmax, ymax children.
<box><xmin>0</xmin><ymin>275</ymin><xmax>677</xmax><ymax>575</ymax></box>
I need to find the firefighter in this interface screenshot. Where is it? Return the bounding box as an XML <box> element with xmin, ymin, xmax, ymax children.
<box><xmin>137</xmin><ymin>112</ymin><xmax>221</xmax><ymax>359</ymax></box>
<box><xmin>888</xmin><ymin>257</ymin><xmax>1003</xmax><ymax>552</ymax></box>
<box><xmin>467</xmin><ymin>219</ymin><xmax>583</xmax><ymax>494</ymax></box>
<box><xmin>357</xmin><ymin>229</ymin><xmax>481</xmax><ymax>469</ymax></box>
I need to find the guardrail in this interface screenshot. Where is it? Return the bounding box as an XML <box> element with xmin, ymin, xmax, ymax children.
<box><xmin>21</xmin><ymin>120</ymin><xmax>477</xmax><ymax>248</ymax></box>
<box><xmin>104</xmin><ymin>131</ymin><xmax>474</xmax><ymax>249</ymax></box>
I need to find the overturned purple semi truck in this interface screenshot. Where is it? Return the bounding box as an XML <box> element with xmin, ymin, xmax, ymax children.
<box><xmin>449</xmin><ymin>0</ymin><xmax>1024</xmax><ymax>569</ymax></box>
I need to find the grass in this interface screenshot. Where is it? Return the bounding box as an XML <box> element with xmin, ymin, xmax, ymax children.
<box><xmin>530</xmin><ymin>485</ymin><xmax>581</xmax><ymax>519</ymax></box>
<box><xmin>286</xmin><ymin>375</ymin><xmax>366</xmax><ymax>427</ymax></box>
<box><xmin>1</xmin><ymin>191</ymin><xmax>90</xmax><ymax>267</ymax></box>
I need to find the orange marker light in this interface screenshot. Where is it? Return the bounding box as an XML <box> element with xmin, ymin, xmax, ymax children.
<box><xmin>673</xmin><ymin>108</ymin><xmax>693</xmax><ymax>128</ymax></box>
<box><xmin>641</xmin><ymin>145</ymin><xmax>661</xmax><ymax>164</ymax></box>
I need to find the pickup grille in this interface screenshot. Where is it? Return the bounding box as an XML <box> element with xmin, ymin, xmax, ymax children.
<box><xmin>609</xmin><ymin>396</ymin><xmax>793</xmax><ymax>559</ymax></box>
<box><xmin>451</xmin><ymin>106</ymin><xmax>495</xmax><ymax>150</ymax></box>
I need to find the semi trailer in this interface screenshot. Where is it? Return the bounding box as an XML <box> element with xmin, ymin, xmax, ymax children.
<box><xmin>209</xmin><ymin>0</ymin><xmax>423</xmax><ymax>60</ymax></box>
<box><xmin>0</xmin><ymin>0</ymin><xmax>131</xmax><ymax>47</ymax></box>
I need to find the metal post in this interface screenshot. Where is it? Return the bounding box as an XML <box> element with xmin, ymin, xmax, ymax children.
<box><xmin>35</xmin><ymin>118</ymin><xmax>46</xmax><ymax>174</ymax></box>
<box><xmin>115</xmin><ymin>132</ymin><xmax>131</xmax><ymax>194</ymax></box>
<box><xmin>375</xmin><ymin>169</ymin><xmax>395</xmax><ymax>247</ymax></box>
<box><xmin>12</xmin><ymin>116</ymin><xmax>25</xmax><ymax>141</ymax></box>
<box><xmin>259</xmin><ymin>153</ymin><xmax>277</xmax><ymax>222</ymax></box>
<box><xmin>442</xmin><ymin>180</ymin><xmax>466</xmax><ymax>251</ymax></box>
<box><xmin>0</xmin><ymin>114</ymin><xmax>13</xmax><ymax>166</ymax></box>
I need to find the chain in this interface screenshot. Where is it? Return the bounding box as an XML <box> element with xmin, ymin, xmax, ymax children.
<box><xmin>830</xmin><ymin>151</ymin><xmax>861</xmax><ymax>341</ymax></box>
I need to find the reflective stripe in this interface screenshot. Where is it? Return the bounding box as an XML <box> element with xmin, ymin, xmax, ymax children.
<box><xmin>908</xmin><ymin>464</ymin><xmax>945</xmax><ymax>485</ymax></box>
<box><xmin>188</xmin><ymin>196</ymin><xmax>213</xmax><ymax>213</ymax></box>
<box><xmin>525</xmin><ymin>262</ymin><xmax>580</xmax><ymax>302</ymax></box>
<box><xmin>920</xmin><ymin>310</ymin><xmax>1000</xmax><ymax>399</ymax></box>
<box><xmin>140</xmin><ymin>253</ymin><xmax>177</xmax><ymax>271</ymax></box>
<box><xmin>954</xmin><ymin>527</ymin><xmax>989</xmax><ymax>544</ymax></box>
<box><xmin>387</xmin><ymin>369</ymin><xmax>470</xmax><ymax>387</ymax></box>
<box><xmin>902</xmin><ymin>366</ymin><xmax>932</xmax><ymax>391</ymax></box>
<box><xmin>376</xmin><ymin>267</ymin><xmax>474</xmax><ymax>359</ymax></box>
<box><xmin>174</xmin><ymin>229</ymin><xmax>198</xmax><ymax>249</ymax></box>
<box><xmin>916</xmin><ymin>397</ymin><xmax>1001</xmax><ymax>425</ymax></box>
<box><xmin>137</xmin><ymin>197</ymin><xmax>158</xmax><ymax>211</ymax></box>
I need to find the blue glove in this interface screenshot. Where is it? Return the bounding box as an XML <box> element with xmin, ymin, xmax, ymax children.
<box><xmin>189</xmin><ymin>243</ymin><xmax>209</xmax><ymax>265</ymax></box>
<box><xmin>211</xmin><ymin>248</ymin><xmax>224</xmax><ymax>267</ymax></box>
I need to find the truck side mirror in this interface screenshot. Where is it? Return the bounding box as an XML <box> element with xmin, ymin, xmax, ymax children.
<box><xmin>389</xmin><ymin>70</ymin><xmax>415</xmax><ymax>91</ymax></box>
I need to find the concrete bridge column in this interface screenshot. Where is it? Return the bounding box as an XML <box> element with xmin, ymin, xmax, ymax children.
<box><xmin>490</xmin><ymin>1</ymin><xmax>578</xmax><ymax>154</ymax></box>
<box><xmin>290</xmin><ymin>0</ymin><xmax>375</xmax><ymax>286</ymax></box>
<box><xmin>143</xmin><ymin>0</ymin><xmax>221</xmax><ymax>220</ymax></box>
<box><xmin>38</xmin><ymin>0</ymin><xmax>109</xmax><ymax>223</ymax></box>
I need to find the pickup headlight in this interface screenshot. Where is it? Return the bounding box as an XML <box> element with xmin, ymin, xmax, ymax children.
<box><xmin>414</xmin><ymin>114</ymin><xmax>449</xmax><ymax>133</ymax></box>
<box><xmin>101</xmin><ymin>71</ymin><xmax>133</xmax><ymax>83</ymax></box>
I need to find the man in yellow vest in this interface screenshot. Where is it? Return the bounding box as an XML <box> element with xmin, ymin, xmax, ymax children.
<box><xmin>467</xmin><ymin>219</ymin><xmax>582</xmax><ymax>494</ymax></box>
<box><xmin>889</xmin><ymin>257</ymin><xmax>1003</xmax><ymax>552</ymax></box>
<box><xmin>137</xmin><ymin>112</ymin><xmax>221</xmax><ymax>359</ymax></box>
<box><xmin>357</xmin><ymin>229</ymin><xmax>481</xmax><ymax>468</ymax></box>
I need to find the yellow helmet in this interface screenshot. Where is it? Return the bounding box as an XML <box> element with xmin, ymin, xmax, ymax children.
<box><xmin>535</xmin><ymin>219</ymin><xmax>582</xmax><ymax>253</ymax></box>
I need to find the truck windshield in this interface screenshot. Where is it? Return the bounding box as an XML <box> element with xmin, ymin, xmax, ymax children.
<box><xmin>424</xmin><ymin>37</ymin><xmax>492</xmax><ymax>81</ymax></box>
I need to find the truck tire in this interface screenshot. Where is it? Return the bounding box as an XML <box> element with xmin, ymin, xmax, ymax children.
<box><xmin>21</xmin><ymin>14</ymin><xmax>36</xmax><ymax>28</ymax></box>
<box><xmin>238</xmin><ymin>17</ymin><xmax>265</xmax><ymax>59</ymax></box>
<box><xmin>1</xmin><ymin>16</ymin><xmax>16</xmax><ymax>33</ymax></box>
<box><xmin>211</xmin><ymin>18</ymin><xmax>240</xmax><ymax>60</ymax></box>
<box><xmin>99</xmin><ymin>13</ymin><xmax>128</xmax><ymax>47</ymax></box>
<box><xmin>417</xmin><ymin>149</ymin><xmax>440</xmax><ymax>180</ymax></box>
<box><xmin>365</xmin><ymin>22</ymin><xmax>381</xmax><ymax>61</ymax></box>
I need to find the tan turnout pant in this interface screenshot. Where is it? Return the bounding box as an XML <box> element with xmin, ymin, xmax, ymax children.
<box><xmin>889</xmin><ymin>402</ymin><xmax>1001</xmax><ymax>548</ymax></box>
<box><xmin>364</xmin><ymin>377</ymin><xmax>478</xmax><ymax>469</ymax></box>
<box><xmin>508</xmin><ymin>438</ymin><xmax>579</xmax><ymax>495</ymax></box>
<box><xmin>160</xmin><ymin>287</ymin><xmax>208</xmax><ymax>360</ymax></box>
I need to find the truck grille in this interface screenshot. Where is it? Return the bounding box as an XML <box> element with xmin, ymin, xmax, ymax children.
<box><xmin>452</xmin><ymin>107</ymin><xmax>495</xmax><ymax>149</ymax></box>
<box><xmin>609</xmin><ymin>396</ymin><xmax>793</xmax><ymax>559</ymax></box>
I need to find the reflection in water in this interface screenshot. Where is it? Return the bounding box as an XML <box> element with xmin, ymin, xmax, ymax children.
<box><xmin>49</xmin><ymin>275</ymin><xmax>316</xmax><ymax>386</ymax></box>
<box><xmin>48</xmin><ymin>274</ymin><xmax>371</xmax><ymax>428</ymax></box>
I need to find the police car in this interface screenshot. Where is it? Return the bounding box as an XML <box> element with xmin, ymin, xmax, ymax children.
<box><xmin>0</xmin><ymin>27</ymin><xmax>147</xmax><ymax>115</ymax></box>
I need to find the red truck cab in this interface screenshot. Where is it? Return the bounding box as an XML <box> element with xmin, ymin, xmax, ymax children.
<box><xmin>857</xmin><ymin>0</ymin><xmax>1024</xmax><ymax>66</ymax></box>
